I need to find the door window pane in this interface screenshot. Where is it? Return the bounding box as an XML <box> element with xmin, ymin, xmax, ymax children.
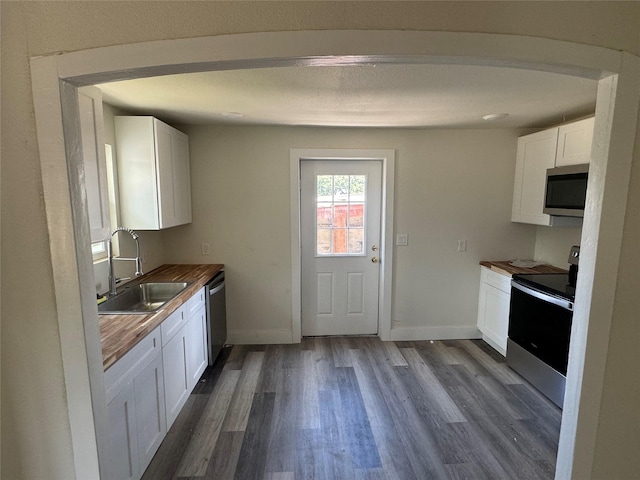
<box><xmin>317</xmin><ymin>203</ymin><xmax>333</xmax><ymax>227</ymax></box>
<box><xmin>317</xmin><ymin>228</ymin><xmax>332</xmax><ymax>254</ymax></box>
<box><xmin>348</xmin><ymin>228</ymin><xmax>364</xmax><ymax>254</ymax></box>
<box><xmin>316</xmin><ymin>174</ymin><xmax>366</xmax><ymax>255</ymax></box>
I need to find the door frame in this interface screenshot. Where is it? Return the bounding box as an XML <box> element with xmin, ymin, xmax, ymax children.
<box><xmin>29</xmin><ymin>30</ymin><xmax>639</xmax><ymax>479</ymax></box>
<box><xmin>291</xmin><ymin>149</ymin><xmax>395</xmax><ymax>342</ymax></box>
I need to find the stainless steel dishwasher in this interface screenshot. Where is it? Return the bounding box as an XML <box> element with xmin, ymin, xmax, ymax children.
<box><xmin>205</xmin><ymin>271</ymin><xmax>227</xmax><ymax>365</ymax></box>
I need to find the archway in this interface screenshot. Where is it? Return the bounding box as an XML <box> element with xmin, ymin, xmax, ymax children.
<box><xmin>30</xmin><ymin>31</ymin><xmax>639</xmax><ymax>479</ymax></box>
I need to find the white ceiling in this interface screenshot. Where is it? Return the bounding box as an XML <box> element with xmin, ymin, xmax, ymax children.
<box><xmin>97</xmin><ymin>64</ymin><xmax>598</xmax><ymax>129</ymax></box>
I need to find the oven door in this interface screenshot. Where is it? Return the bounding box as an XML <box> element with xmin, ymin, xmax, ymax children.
<box><xmin>508</xmin><ymin>281</ymin><xmax>573</xmax><ymax>375</ymax></box>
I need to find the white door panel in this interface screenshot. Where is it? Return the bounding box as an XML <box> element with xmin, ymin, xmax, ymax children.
<box><xmin>316</xmin><ymin>272</ymin><xmax>334</xmax><ymax>315</ymax></box>
<box><xmin>301</xmin><ymin>160</ymin><xmax>382</xmax><ymax>336</ymax></box>
<box><xmin>347</xmin><ymin>272</ymin><xmax>365</xmax><ymax>315</ymax></box>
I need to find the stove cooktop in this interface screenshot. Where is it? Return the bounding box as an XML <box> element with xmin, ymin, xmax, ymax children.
<box><xmin>512</xmin><ymin>273</ymin><xmax>575</xmax><ymax>302</ymax></box>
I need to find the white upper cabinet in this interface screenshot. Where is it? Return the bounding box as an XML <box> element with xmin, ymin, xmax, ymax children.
<box><xmin>555</xmin><ymin>117</ymin><xmax>595</xmax><ymax>166</ymax></box>
<box><xmin>511</xmin><ymin>117</ymin><xmax>593</xmax><ymax>226</ymax></box>
<box><xmin>78</xmin><ymin>87</ymin><xmax>111</xmax><ymax>242</ymax></box>
<box><xmin>115</xmin><ymin>116</ymin><xmax>192</xmax><ymax>230</ymax></box>
<box><xmin>512</xmin><ymin>128</ymin><xmax>558</xmax><ymax>226</ymax></box>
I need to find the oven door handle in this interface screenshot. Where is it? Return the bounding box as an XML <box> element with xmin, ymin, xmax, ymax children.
<box><xmin>511</xmin><ymin>280</ymin><xmax>573</xmax><ymax>311</ymax></box>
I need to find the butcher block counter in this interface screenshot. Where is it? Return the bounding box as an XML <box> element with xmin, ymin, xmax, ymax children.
<box><xmin>100</xmin><ymin>263</ymin><xmax>223</xmax><ymax>371</ymax></box>
<box><xmin>479</xmin><ymin>260</ymin><xmax>567</xmax><ymax>276</ymax></box>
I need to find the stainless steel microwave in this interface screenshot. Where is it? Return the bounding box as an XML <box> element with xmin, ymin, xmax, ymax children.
<box><xmin>544</xmin><ymin>164</ymin><xmax>589</xmax><ymax>217</ymax></box>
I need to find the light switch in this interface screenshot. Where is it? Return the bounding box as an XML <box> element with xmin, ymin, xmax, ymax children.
<box><xmin>396</xmin><ymin>234</ymin><xmax>408</xmax><ymax>246</ymax></box>
<box><xmin>457</xmin><ymin>240</ymin><xmax>467</xmax><ymax>252</ymax></box>
<box><xmin>201</xmin><ymin>243</ymin><xmax>210</xmax><ymax>255</ymax></box>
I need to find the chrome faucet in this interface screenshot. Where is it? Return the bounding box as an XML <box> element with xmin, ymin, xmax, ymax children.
<box><xmin>107</xmin><ymin>227</ymin><xmax>143</xmax><ymax>297</ymax></box>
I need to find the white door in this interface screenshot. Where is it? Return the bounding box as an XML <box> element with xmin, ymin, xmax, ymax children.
<box><xmin>301</xmin><ymin>160</ymin><xmax>382</xmax><ymax>336</ymax></box>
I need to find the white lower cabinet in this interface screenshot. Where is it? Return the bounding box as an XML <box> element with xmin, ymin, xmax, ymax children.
<box><xmin>134</xmin><ymin>352</ymin><xmax>166</xmax><ymax>472</ymax></box>
<box><xmin>105</xmin><ymin>287</ymin><xmax>210</xmax><ymax>478</ymax></box>
<box><xmin>162</xmin><ymin>287</ymin><xmax>207</xmax><ymax>429</ymax></box>
<box><xmin>187</xmin><ymin>303</ymin><xmax>208</xmax><ymax>391</ymax></box>
<box><xmin>104</xmin><ymin>327</ymin><xmax>164</xmax><ymax>480</ymax></box>
<box><xmin>106</xmin><ymin>380</ymin><xmax>139</xmax><ymax>480</ymax></box>
<box><xmin>477</xmin><ymin>266</ymin><xmax>512</xmax><ymax>356</ymax></box>
<box><xmin>162</xmin><ymin>324</ymin><xmax>190</xmax><ymax>429</ymax></box>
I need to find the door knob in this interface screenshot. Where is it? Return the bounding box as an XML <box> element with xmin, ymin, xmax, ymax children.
<box><xmin>371</xmin><ymin>257</ymin><xmax>379</xmax><ymax>263</ymax></box>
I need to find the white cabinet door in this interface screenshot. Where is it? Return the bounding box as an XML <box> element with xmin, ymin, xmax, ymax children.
<box><xmin>134</xmin><ymin>351</ymin><xmax>166</xmax><ymax>473</ymax></box>
<box><xmin>106</xmin><ymin>380</ymin><xmax>139</xmax><ymax>480</ymax></box>
<box><xmin>187</xmin><ymin>303</ymin><xmax>208</xmax><ymax>391</ymax></box>
<box><xmin>104</xmin><ymin>327</ymin><xmax>164</xmax><ymax>480</ymax></box>
<box><xmin>174</xmin><ymin>132</ymin><xmax>192</xmax><ymax>225</ymax></box>
<box><xmin>477</xmin><ymin>267</ymin><xmax>511</xmax><ymax>356</ymax></box>
<box><xmin>555</xmin><ymin>117</ymin><xmax>594</xmax><ymax>166</ymax></box>
<box><xmin>155</xmin><ymin>120</ymin><xmax>192</xmax><ymax>228</ymax></box>
<box><xmin>163</xmin><ymin>325</ymin><xmax>190</xmax><ymax>429</ymax></box>
<box><xmin>115</xmin><ymin>116</ymin><xmax>192</xmax><ymax>230</ymax></box>
<box><xmin>481</xmin><ymin>284</ymin><xmax>511</xmax><ymax>355</ymax></box>
<box><xmin>154</xmin><ymin>120</ymin><xmax>191</xmax><ymax>228</ymax></box>
<box><xmin>155</xmin><ymin>120</ymin><xmax>176</xmax><ymax>228</ymax></box>
<box><xmin>78</xmin><ymin>86</ymin><xmax>110</xmax><ymax>242</ymax></box>
<box><xmin>511</xmin><ymin>128</ymin><xmax>558</xmax><ymax>226</ymax></box>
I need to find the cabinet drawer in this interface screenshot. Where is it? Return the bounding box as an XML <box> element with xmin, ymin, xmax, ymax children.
<box><xmin>481</xmin><ymin>266</ymin><xmax>512</xmax><ymax>293</ymax></box>
<box><xmin>104</xmin><ymin>326</ymin><xmax>161</xmax><ymax>402</ymax></box>
<box><xmin>161</xmin><ymin>305</ymin><xmax>187</xmax><ymax>347</ymax></box>
<box><xmin>186</xmin><ymin>287</ymin><xmax>206</xmax><ymax>318</ymax></box>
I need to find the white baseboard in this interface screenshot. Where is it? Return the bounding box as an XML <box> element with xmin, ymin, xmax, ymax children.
<box><xmin>226</xmin><ymin>326</ymin><xmax>481</xmax><ymax>344</ymax></box>
<box><xmin>227</xmin><ymin>329</ymin><xmax>294</xmax><ymax>345</ymax></box>
<box><xmin>389</xmin><ymin>325</ymin><xmax>482</xmax><ymax>342</ymax></box>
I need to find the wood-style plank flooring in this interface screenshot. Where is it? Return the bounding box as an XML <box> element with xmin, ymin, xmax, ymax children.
<box><xmin>142</xmin><ymin>337</ymin><xmax>561</xmax><ymax>480</ymax></box>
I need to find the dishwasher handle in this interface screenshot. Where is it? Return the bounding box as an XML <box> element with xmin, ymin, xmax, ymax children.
<box><xmin>207</xmin><ymin>272</ymin><xmax>225</xmax><ymax>295</ymax></box>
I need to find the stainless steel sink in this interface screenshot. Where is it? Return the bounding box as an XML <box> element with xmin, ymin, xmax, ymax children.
<box><xmin>98</xmin><ymin>282</ymin><xmax>191</xmax><ymax>314</ymax></box>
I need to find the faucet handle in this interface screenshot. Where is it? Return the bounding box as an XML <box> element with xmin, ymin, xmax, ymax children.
<box><xmin>135</xmin><ymin>257</ymin><xmax>144</xmax><ymax>276</ymax></box>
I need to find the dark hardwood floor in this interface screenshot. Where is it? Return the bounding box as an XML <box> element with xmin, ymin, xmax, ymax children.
<box><xmin>142</xmin><ymin>337</ymin><xmax>561</xmax><ymax>480</ymax></box>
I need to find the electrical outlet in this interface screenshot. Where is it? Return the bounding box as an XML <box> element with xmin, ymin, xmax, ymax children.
<box><xmin>396</xmin><ymin>234</ymin><xmax>408</xmax><ymax>246</ymax></box>
<box><xmin>457</xmin><ymin>239</ymin><xmax>467</xmax><ymax>252</ymax></box>
<box><xmin>201</xmin><ymin>243</ymin><xmax>210</xmax><ymax>255</ymax></box>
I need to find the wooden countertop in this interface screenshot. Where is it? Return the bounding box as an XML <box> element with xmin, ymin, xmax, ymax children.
<box><xmin>99</xmin><ymin>264</ymin><xmax>223</xmax><ymax>371</ymax></box>
<box><xmin>480</xmin><ymin>260</ymin><xmax>567</xmax><ymax>277</ymax></box>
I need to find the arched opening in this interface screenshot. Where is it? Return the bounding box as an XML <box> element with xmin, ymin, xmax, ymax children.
<box><xmin>30</xmin><ymin>31</ymin><xmax>639</xmax><ymax>479</ymax></box>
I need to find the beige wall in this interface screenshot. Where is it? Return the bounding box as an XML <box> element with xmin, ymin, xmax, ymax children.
<box><xmin>2</xmin><ymin>1</ymin><xmax>639</xmax><ymax>478</ymax></box>
<box><xmin>162</xmin><ymin>126</ymin><xmax>537</xmax><ymax>340</ymax></box>
<box><xmin>534</xmin><ymin>226</ymin><xmax>583</xmax><ymax>268</ymax></box>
